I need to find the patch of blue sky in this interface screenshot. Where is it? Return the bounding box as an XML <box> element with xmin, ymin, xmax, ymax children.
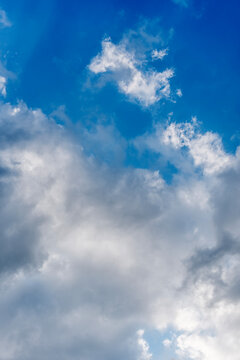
<box><xmin>143</xmin><ymin>328</ymin><xmax>179</xmax><ymax>360</ymax></box>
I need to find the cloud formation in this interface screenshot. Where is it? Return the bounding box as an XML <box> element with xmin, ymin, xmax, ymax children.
<box><xmin>0</xmin><ymin>99</ymin><xmax>239</xmax><ymax>359</ymax></box>
<box><xmin>0</xmin><ymin>75</ymin><xmax>7</xmax><ymax>96</ymax></box>
<box><xmin>0</xmin><ymin>9</ymin><xmax>11</xmax><ymax>28</ymax></box>
<box><xmin>172</xmin><ymin>0</ymin><xmax>189</xmax><ymax>8</ymax></box>
<box><xmin>135</xmin><ymin>117</ymin><xmax>233</xmax><ymax>175</ymax></box>
<box><xmin>89</xmin><ymin>38</ymin><xmax>174</xmax><ymax>106</ymax></box>
<box><xmin>134</xmin><ymin>116</ymin><xmax>240</xmax><ymax>358</ymax></box>
<box><xmin>151</xmin><ymin>48</ymin><xmax>168</xmax><ymax>61</ymax></box>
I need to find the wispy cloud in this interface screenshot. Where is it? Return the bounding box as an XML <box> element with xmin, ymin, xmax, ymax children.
<box><xmin>151</xmin><ymin>48</ymin><xmax>168</xmax><ymax>61</ymax></box>
<box><xmin>162</xmin><ymin>118</ymin><xmax>233</xmax><ymax>174</ymax></box>
<box><xmin>176</xmin><ymin>88</ymin><xmax>182</xmax><ymax>97</ymax></box>
<box><xmin>0</xmin><ymin>75</ymin><xmax>7</xmax><ymax>96</ymax></box>
<box><xmin>89</xmin><ymin>38</ymin><xmax>174</xmax><ymax>106</ymax></box>
<box><xmin>0</xmin><ymin>9</ymin><xmax>12</xmax><ymax>28</ymax></box>
<box><xmin>135</xmin><ymin>117</ymin><xmax>233</xmax><ymax>175</ymax></box>
<box><xmin>172</xmin><ymin>0</ymin><xmax>189</xmax><ymax>8</ymax></box>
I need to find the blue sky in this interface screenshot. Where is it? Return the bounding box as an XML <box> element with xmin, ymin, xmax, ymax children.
<box><xmin>0</xmin><ymin>1</ymin><xmax>239</xmax><ymax>359</ymax></box>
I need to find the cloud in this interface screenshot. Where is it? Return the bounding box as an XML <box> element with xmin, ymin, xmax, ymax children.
<box><xmin>135</xmin><ymin>116</ymin><xmax>240</xmax><ymax>359</ymax></box>
<box><xmin>89</xmin><ymin>38</ymin><xmax>174</xmax><ymax>106</ymax></box>
<box><xmin>0</xmin><ymin>61</ymin><xmax>15</xmax><ymax>97</ymax></box>
<box><xmin>0</xmin><ymin>9</ymin><xmax>12</xmax><ymax>28</ymax></box>
<box><xmin>137</xmin><ymin>330</ymin><xmax>152</xmax><ymax>360</ymax></box>
<box><xmin>151</xmin><ymin>48</ymin><xmax>168</xmax><ymax>61</ymax></box>
<box><xmin>0</xmin><ymin>102</ymin><xmax>183</xmax><ymax>359</ymax></box>
<box><xmin>163</xmin><ymin>338</ymin><xmax>172</xmax><ymax>347</ymax></box>
<box><xmin>176</xmin><ymin>88</ymin><xmax>182</xmax><ymax>97</ymax></box>
<box><xmin>0</xmin><ymin>99</ymin><xmax>239</xmax><ymax>359</ymax></box>
<box><xmin>0</xmin><ymin>75</ymin><xmax>7</xmax><ymax>96</ymax></box>
<box><xmin>172</xmin><ymin>0</ymin><xmax>189</xmax><ymax>8</ymax></box>
<box><xmin>135</xmin><ymin>117</ymin><xmax>234</xmax><ymax>175</ymax></box>
<box><xmin>162</xmin><ymin>118</ymin><xmax>233</xmax><ymax>175</ymax></box>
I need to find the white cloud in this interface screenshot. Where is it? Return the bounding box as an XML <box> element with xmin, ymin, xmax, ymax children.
<box><xmin>137</xmin><ymin>330</ymin><xmax>152</xmax><ymax>360</ymax></box>
<box><xmin>89</xmin><ymin>38</ymin><xmax>174</xmax><ymax>106</ymax></box>
<box><xmin>131</xmin><ymin>116</ymin><xmax>240</xmax><ymax>358</ymax></box>
<box><xmin>0</xmin><ymin>102</ymin><xmax>185</xmax><ymax>359</ymax></box>
<box><xmin>174</xmin><ymin>281</ymin><xmax>240</xmax><ymax>360</ymax></box>
<box><xmin>151</xmin><ymin>48</ymin><xmax>168</xmax><ymax>61</ymax></box>
<box><xmin>0</xmin><ymin>64</ymin><xmax>238</xmax><ymax>360</ymax></box>
<box><xmin>162</xmin><ymin>118</ymin><xmax>233</xmax><ymax>174</ymax></box>
<box><xmin>0</xmin><ymin>61</ymin><xmax>14</xmax><ymax>98</ymax></box>
<box><xmin>0</xmin><ymin>101</ymin><xmax>239</xmax><ymax>360</ymax></box>
<box><xmin>163</xmin><ymin>338</ymin><xmax>172</xmax><ymax>347</ymax></box>
<box><xmin>176</xmin><ymin>88</ymin><xmax>182</xmax><ymax>97</ymax></box>
<box><xmin>0</xmin><ymin>9</ymin><xmax>12</xmax><ymax>28</ymax></box>
<box><xmin>0</xmin><ymin>75</ymin><xmax>7</xmax><ymax>96</ymax></box>
<box><xmin>135</xmin><ymin>117</ymin><xmax>233</xmax><ymax>175</ymax></box>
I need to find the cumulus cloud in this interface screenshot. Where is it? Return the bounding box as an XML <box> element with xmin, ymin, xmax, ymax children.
<box><xmin>133</xmin><ymin>115</ymin><xmax>240</xmax><ymax>359</ymax></box>
<box><xmin>89</xmin><ymin>38</ymin><xmax>174</xmax><ymax>106</ymax></box>
<box><xmin>0</xmin><ymin>99</ymin><xmax>239</xmax><ymax>360</ymax></box>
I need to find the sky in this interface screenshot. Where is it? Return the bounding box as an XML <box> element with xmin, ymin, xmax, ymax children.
<box><xmin>0</xmin><ymin>1</ymin><xmax>239</xmax><ymax>359</ymax></box>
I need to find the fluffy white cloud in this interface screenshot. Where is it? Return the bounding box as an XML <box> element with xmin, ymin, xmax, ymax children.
<box><xmin>162</xmin><ymin>118</ymin><xmax>234</xmax><ymax>174</ymax></box>
<box><xmin>134</xmin><ymin>116</ymin><xmax>240</xmax><ymax>359</ymax></box>
<box><xmin>135</xmin><ymin>117</ymin><xmax>234</xmax><ymax>175</ymax></box>
<box><xmin>89</xmin><ymin>38</ymin><xmax>174</xmax><ymax>106</ymax></box>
